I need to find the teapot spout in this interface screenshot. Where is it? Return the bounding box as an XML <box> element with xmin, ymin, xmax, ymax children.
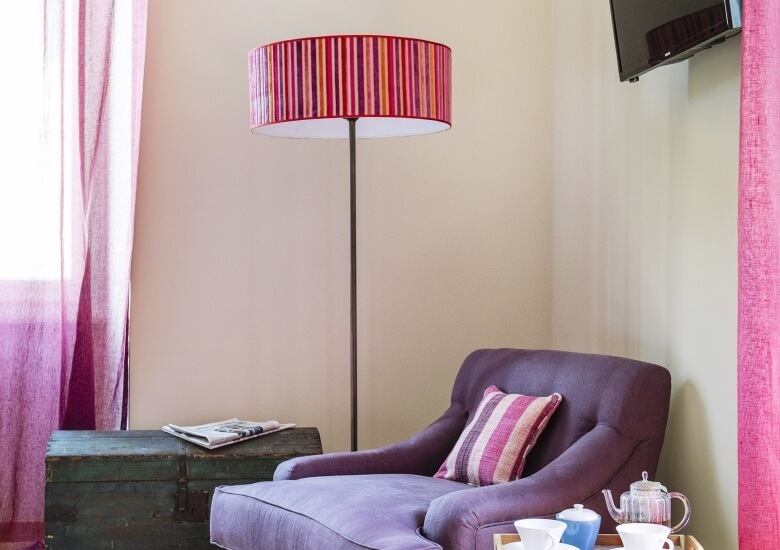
<box><xmin>602</xmin><ymin>489</ymin><xmax>623</xmax><ymax>523</ymax></box>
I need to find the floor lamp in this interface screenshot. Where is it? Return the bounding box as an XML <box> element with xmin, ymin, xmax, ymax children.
<box><xmin>248</xmin><ymin>35</ymin><xmax>452</xmax><ymax>451</ymax></box>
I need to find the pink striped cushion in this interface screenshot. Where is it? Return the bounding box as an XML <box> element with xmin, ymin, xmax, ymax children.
<box><xmin>434</xmin><ymin>385</ymin><xmax>562</xmax><ymax>486</ymax></box>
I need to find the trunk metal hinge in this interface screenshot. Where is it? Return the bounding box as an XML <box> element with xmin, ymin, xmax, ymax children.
<box><xmin>173</xmin><ymin>444</ymin><xmax>209</xmax><ymax>522</ymax></box>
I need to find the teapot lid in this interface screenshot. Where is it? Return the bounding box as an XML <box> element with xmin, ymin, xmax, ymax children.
<box><xmin>556</xmin><ymin>504</ymin><xmax>600</xmax><ymax>521</ymax></box>
<box><xmin>631</xmin><ymin>471</ymin><xmax>667</xmax><ymax>493</ymax></box>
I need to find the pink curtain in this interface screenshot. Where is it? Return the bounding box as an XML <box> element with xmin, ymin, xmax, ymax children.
<box><xmin>0</xmin><ymin>2</ymin><xmax>147</xmax><ymax>548</ymax></box>
<box><xmin>738</xmin><ymin>1</ymin><xmax>780</xmax><ymax>548</ymax></box>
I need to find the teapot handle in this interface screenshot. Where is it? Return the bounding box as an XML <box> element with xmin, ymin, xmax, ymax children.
<box><xmin>668</xmin><ymin>492</ymin><xmax>691</xmax><ymax>533</ymax></box>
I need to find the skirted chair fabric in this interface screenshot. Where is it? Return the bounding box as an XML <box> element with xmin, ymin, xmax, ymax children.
<box><xmin>210</xmin><ymin>348</ymin><xmax>671</xmax><ymax>550</ymax></box>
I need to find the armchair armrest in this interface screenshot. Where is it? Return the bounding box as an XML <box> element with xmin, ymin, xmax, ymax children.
<box><xmin>423</xmin><ymin>425</ymin><xmax>639</xmax><ymax>549</ymax></box>
<box><xmin>274</xmin><ymin>405</ymin><xmax>467</xmax><ymax>480</ymax></box>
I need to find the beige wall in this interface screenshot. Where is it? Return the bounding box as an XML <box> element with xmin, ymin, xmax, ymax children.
<box><xmin>551</xmin><ymin>2</ymin><xmax>739</xmax><ymax>548</ymax></box>
<box><xmin>132</xmin><ymin>0</ymin><xmax>739</xmax><ymax>546</ymax></box>
<box><xmin>130</xmin><ymin>0</ymin><xmax>553</xmax><ymax>452</ymax></box>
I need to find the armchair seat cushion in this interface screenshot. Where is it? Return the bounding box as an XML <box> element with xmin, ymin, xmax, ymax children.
<box><xmin>210</xmin><ymin>474</ymin><xmax>471</xmax><ymax>550</ymax></box>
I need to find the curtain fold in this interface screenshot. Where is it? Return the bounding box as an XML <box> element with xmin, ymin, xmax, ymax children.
<box><xmin>738</xmin><ymin>1</ymin><xmax>780</xmax><ymax>548</ymax></box>
<box><xmin>0</xmin><ymin>2</ymin><xmax>147</xmax><ymax>548</ymax></box>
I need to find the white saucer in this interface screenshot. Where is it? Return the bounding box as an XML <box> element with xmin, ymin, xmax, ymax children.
<box><xmin>503</xmin><ymin>543</ymin><xmax>579</xmax><ymax>550</ymax></box>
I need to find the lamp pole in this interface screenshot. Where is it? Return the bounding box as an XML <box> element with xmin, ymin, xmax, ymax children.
<box><xmin>348</xmin><ymin>117</ymin><xmax>358</xmax><ymax>452</ymax></box>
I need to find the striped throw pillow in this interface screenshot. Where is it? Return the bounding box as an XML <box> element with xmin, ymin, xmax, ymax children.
<box><xmin>434</xmin><ymin>385</ymin><xmax>562</xmax><ymax>487</ymax></box>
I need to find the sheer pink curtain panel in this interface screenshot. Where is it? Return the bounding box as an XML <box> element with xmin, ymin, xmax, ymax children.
<box><xmin>0</xmin><ymin>2</ymin><xmax>148</xmax><ymax>548</ymax></box>
<box><xmin>738</xmin><ymin>0</ymin><xmax>780</xmax><ymax>547</ymax></box>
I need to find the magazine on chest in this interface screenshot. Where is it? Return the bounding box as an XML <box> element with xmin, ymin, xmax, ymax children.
<box><xmin>162</xmin><ymin>418</ymin><xmax>295</xmax><ymax>449</ymax></box>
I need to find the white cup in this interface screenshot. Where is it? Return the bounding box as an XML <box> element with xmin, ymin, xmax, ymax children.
<box><xmin>514</xmin><ymin>518</ymin><xmax>567</xmax><ymax>550</ymax></box>
<box><xmin>616</xmin><ymin>523</ymin><xmax>675</xmax><ymax>550</ymax></box>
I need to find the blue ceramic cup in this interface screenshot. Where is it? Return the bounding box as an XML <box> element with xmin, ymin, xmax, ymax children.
<box><xmin>556</xmin><ymin>504</ymin><xmax>601</xmax><ymax>550</ymax></box>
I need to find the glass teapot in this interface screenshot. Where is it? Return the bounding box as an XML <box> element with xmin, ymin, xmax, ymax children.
<box><xmin>602</xmin><ymin>472</ymin><xmax>691</xmax><ymax>533</ymax></box>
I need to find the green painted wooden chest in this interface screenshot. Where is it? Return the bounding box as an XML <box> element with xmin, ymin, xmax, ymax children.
<box><xmin>45</xmin><ymin>428</ymin><xmax>322</xmax><ymax>549</ymax></box>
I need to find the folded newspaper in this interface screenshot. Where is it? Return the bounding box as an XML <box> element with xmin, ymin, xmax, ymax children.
<box><xmin>162</xmin><ymin>418</ymin><xmax>295</xmax><ymax>449</ymax></box>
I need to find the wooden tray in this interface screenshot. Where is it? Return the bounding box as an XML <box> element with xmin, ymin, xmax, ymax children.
<box><xmin>493</xmin><ymin>533</ymin><xmax>703</xmax><ymax>550</ymax></box>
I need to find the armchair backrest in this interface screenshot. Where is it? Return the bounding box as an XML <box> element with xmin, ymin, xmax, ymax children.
<box><xmin>450</xmin><ymin>349</ymin><xmax>671</xmax><ymax>477</ymax></box>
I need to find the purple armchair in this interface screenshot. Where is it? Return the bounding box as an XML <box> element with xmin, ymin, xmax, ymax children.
<box><xmin>210</xmin><ymin>349</ymin><xmax>671</xmax><ymax>550</ymax></box>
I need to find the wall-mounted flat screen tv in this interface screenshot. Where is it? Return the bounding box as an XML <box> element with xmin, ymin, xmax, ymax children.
<box><xmin>609</xmin><ymin>0</ymin><xmax>742</xmax><ymax>82</ymax></box>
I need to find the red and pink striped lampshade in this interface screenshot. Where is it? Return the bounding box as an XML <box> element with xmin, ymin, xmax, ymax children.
<box><xmin>248</xmin><ymin>35</ymin><xmax>452</xmax><ymax>138</ymax></box>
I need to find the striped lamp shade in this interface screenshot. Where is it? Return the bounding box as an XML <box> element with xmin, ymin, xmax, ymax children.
<box><xmin>248</xmin><ymin>35</ymin><xmax>452</xmax><ymax>138</ymax></box>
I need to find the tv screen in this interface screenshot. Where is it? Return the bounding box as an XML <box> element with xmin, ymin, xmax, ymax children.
<box><xmin>609</xmin><ymin>0</ymin><xmax>742</xmax><ymax>82</ymax></box>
